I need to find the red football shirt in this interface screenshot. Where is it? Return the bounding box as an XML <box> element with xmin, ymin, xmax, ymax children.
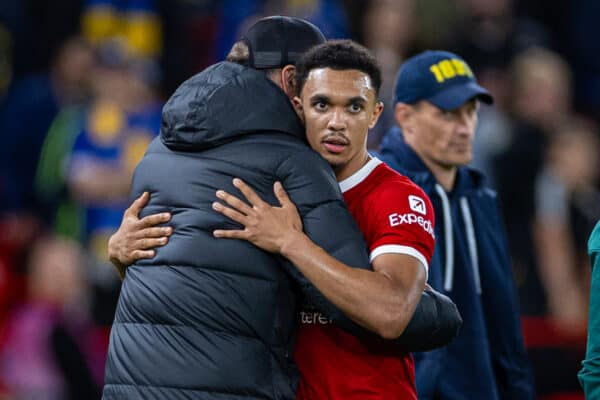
<box><xmin>295</xmin><ymin>157</ymin><xmax>435</xmax><ymax>400</ymax></box>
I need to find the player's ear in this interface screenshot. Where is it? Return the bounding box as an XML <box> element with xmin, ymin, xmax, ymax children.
<box><xmin>369</xmin><ymin>101</ymin><xmax>384</xmax><ymax>129</ymax></box>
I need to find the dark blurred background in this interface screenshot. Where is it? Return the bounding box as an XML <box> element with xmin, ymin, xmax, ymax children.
<box><xmin>0</xmin><ymin>0</ymin><xmax>598</xmax><ymax>398</ymax></box>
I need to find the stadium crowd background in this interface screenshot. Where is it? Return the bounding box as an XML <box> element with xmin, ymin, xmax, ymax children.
<box><xmin>0</xmin><ymin>0</ymin><xmax>598</xmax><ymax>398</ymax></box>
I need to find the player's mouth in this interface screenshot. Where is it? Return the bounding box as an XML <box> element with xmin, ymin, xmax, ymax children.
<box><xmin>322</xmin><ymin>135</ymin><xmax>349</xmax><ymax>154</ymax></box>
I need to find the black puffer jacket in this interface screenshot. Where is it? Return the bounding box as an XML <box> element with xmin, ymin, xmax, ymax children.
<box><xmin>102</xmin><ymin>62</ymin><xmax>373</xmax><ymax>399</ymax></box>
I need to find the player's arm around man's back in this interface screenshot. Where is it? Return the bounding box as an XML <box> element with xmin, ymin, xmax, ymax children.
<box><xmin>245</xmin><ymin>149</ymin><xmax>462</xmax><ymax>349</ymax></box>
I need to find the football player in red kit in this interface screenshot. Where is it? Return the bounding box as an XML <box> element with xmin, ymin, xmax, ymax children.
<box><xmin>212</xmin><ymin>40</ymin><xmax>435</xmax><ymax>399</ymax></box>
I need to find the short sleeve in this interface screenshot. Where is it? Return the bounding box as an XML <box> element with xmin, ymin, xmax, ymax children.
<box><xmin>368</xmin><ymin>181</ymin><xmax>435</xmax><ymax>272</ymax></box>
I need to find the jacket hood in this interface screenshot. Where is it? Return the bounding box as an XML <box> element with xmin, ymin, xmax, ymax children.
<box><xmin>379</xmin><ymin>126</ymin><xmax>487</xmax><ymax>195</ymax></box>
<box><xmin>161</xmin><ymin>61</ymin><xmax>305</xmax><ymax>150</ymax></box>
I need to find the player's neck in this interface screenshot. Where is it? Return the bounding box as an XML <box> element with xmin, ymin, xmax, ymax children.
<box><xmin>334</xmin><ymin>151</ymin><xmax>371</xmax><ymax>182</ymax></box>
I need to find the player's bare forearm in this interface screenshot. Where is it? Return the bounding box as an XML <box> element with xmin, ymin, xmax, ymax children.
<box><xmin>213</xmin><ymin>178</ymin><xmax>426</xmax><ymax>339</ymax></box>
<box><xmin>281</xmin><ymin>233</ymin><xmax>425</xmax><ymax>338</ymax></box>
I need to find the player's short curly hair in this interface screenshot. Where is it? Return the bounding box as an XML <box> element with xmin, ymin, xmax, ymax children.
<box><xmin>295</xmin><ymin>40</ymin><xmax>382</xmax><ymax>97</ymax></box>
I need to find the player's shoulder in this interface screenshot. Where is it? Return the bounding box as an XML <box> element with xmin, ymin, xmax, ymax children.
<box><xmin>375</xmin><ymin>161</ymin><xmax>430</xmax><ymax>199</ymax></box>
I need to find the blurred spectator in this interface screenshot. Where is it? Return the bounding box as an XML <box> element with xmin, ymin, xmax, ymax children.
<box><xmin>34</xmin><ymin>105</ymin><xmax>91</xmax><ymax>241</ymax></box>
<box><xmin>362</xmin><ymin>0</ymin><xmax>417</xmax><ymax>149</ymax></box>
<box><xmin>494</xmin><ymin>48</ymin><xmax>591</xmax><ymax>399</ymax></box>
<box><xmin>0</xmin><ymin>214</ymin><xmax>40</xmax><ymax>326</ymax></box>
<box><xmin>0</xmin><ymin>235</ymin><xmax>100</xmax><ymax>399</ymax></box>
<box><xmin>32</xmin><ymin>37</ymin><xmax>98</xmax><ymax>237</ymax></box>
<box><xmin>515</xmin><ymin>0</ymin><xmax>600</xmax><ymax>122</ymax></box>
<box><xmin>469</xmin><ymin>102</ymin><xmax>512</xmax><ymax>188</ymax></box>
<box><xmin>493</xmin><ymin>47</ymin><xmax>574</xmax><ymax>315</ymax></box>
<box><xmin>215</xmin><ymin>0</ymin><xmax>351</xmax><ymax>62</ymax></box>
<box><xmin>0</xmin><ymin>36</ymin><xmax>96</xmax><ymax>216</ymax></box>
<box><xmin>263</xmin><ymin>0</ymin><xmax>350</xmax><ymax>39</ymax></box>
<box><xmin>534</xmin><ymin>120</ymin><xmax>600</xmax><ymax>335</ymax></box>
<box><xmin>0</xmin><ymin>37</ymin><xmax>96</xmax><ymax>327</ymax></box>
<box><xmin>451</xmin><ymin>0</ymin><xmax>552</xmax><ymax>74</ymax></box>
<box><xmin>510</xmin><ymin>48</ymin><xmax>572</xmax><ymax>133</ymax></box>
<box><xmin>160</xmin><ymin>0</ymin><xmax>223</xmax><ymax>96</ymax></box>
<box><xmin>23</xmin><ymin>0</ymin><xmax>84</xmax><ymax>76</ymax></box>
<box><xmin>82</xmin><ymin>0</ymin><xmax>162</xmax><ymax>59</ymax></box>
<box><xmin>213</xmin><ymin>0</ymin><xmax>262</xmax><ymax>62</ymax></box>
<box><xmin>448</xmin><ymin>0</ymin><xmax>553</xmax><ymax>179</ymax></box>
<box><xmin>162</xmin><ymin>0</ymin><xmax>352</xmax><ymax>98</ymax></box>
<box><xmin>0</xmin><ymin>0</ymin><xmax>83</xmax><ymax>81</ymax></box>
<box><xmin>67</xmin><ymin>39</ymin><xmax>161</xmax><ymax>325</ymax></box>
<box><xmin>410</xmin><ymin>0</ymin><xmax>461</xmax><ymax>50</ymax></box>
<box><xmin>443</xmin><ymin>0</ymin><xmax>553</xmax><ymax>187</ymax></box>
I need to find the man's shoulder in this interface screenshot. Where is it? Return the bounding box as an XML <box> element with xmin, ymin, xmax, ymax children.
<box><xmin>270</xmin><ymin>141</ymin><xmax>330</xmax><ymax>170</ymax></box>
<box><xmin>267</xmin><ymin>143</ymin><xmax>339</xmax><ymax>201</ymax></box>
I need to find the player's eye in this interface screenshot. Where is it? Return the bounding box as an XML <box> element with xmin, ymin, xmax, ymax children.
<box><xmin>348</xmin><ymin>103</ymin><xmax>363</xmax><ymax>113</ymax></box>
<box><xmin>313</xmin><ymin>101</ymin><xmax>328</xmax><ymax>111</ymax></box>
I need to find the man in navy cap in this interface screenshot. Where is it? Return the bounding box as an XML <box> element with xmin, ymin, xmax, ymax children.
<box><xmin>378</xmin><ymin>50</ymin><xmax>535</xmax><ymax>400</ymax></box>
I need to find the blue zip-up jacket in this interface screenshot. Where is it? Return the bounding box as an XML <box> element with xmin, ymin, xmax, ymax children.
<box><xmin>378</xmin><ymin>127</ymin><xmax>534</xmax><ymax>400</ymax></box>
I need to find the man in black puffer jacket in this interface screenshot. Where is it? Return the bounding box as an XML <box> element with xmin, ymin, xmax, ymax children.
<box><xmin>103</xmin><ymin>17</ymin><xmax>460</xmax><ymax>399</ymax></box>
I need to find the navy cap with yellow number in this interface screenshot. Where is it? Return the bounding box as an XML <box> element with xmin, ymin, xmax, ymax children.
<box><xmin>393</xmin><ymin>50</ymin><xmax>493</xmax><ymax>111</ymax></box>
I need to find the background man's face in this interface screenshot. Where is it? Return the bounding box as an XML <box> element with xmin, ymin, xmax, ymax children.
<box><xmin>408</xmin><ymin>99</ymin><xmax>479</xmax><ymax>169</ymax></box>
<box><xmin>295</xmin><ymin>68</ymin><xmax>383</xmax><ymax>180</ymax></box>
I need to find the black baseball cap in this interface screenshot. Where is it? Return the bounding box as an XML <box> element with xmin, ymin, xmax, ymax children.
<box><xmin>242</xmin><ymin>16</ymin><xmax>326</xmax><ymax>69</ymax></box>
<box><xmin>394</xmin><ymin>50</ymin><xmax>493</xmax><ymax>110</ymax></box>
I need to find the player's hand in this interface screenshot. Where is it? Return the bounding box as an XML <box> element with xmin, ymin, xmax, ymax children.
<box><xmin>212</xmin><ymin>178</ymin><xmax>303</xmax><ymax>253</ymax></box>
<box><xmin>108</xmin><ymin>192</ymin><xmax>172</xmax><ymax>279</ymax></box>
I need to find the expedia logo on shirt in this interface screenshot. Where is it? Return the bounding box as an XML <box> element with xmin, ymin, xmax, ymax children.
<box><xmin>388</xmin><ymin>212</ymin><xmax>435</xmax><ymax>239</ymax></box>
